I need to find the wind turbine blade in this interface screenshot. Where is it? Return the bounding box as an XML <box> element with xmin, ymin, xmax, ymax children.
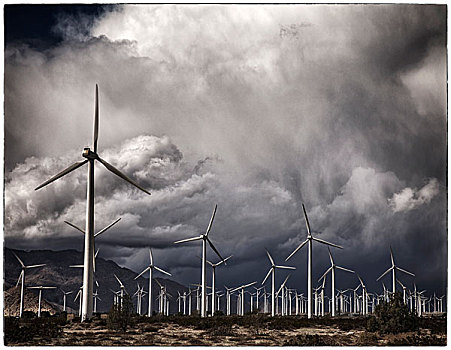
<box><xmin>327</xmin><ymin>247</ymin><xmax>334</xmax><ymax>265</ymax></box>
<box><xmin>93</xmin><ymin>84</ymin><xmax>99</xmax><ymax>153</ymax></box>
<box><xmin>154</xmin><ymin>278</ymin><xmax>163</xmax><ymax>288</ymax></box>
<box><xmin>97</xmin><ymin>157</ymin><xmax>151</xmax><ymax>195</ymax></box>
<box><xmin>318</xmin><ymin>266</ymin><xmax>332</xmax><ymax>282</ymax></box>
<box><xmin>64</xmin><ymin>221</ymin><xmax>85</xmax><ymax>234</ymax></box>
<box><xmin>285</xmin><ymin>238</ymin><xmax>309</xmax><ymax>261</ymax></box>
<box><xmin>174</xmin><ymin>235</ymin><xmax>203</xmax><ymax>244</ymax></box>
<box><xmin>16</xmin><ymin>270</ymin><xmax>24</xmax><ymax>287</ymax></box>
<box><xmin>312</xmin><ymin>237</ymin><xmax>343</xmax><ymax>249</ymax></box>
<box><xmin>35</xmin><ymin>160</ymin><xmax>88</xmax><ymax>191</ymax></box>
<box><xmin>396</xmin><ymin>267</ymin><xmax>415</xmax><ymax>277</ymax></box>
<box><xmin>42</xmin><ymin>286</ymin><xmax>56</xmax><ymax>289</ymax></box>
<box><xmin>356</xmin><ymin>274</ymin><xmax>365</xmax><ymax>287</ymax></box>
<box><xmin>154</xmin><ymin>266</ymin><xmax>172</xmax><ymax>276</ymax></box>
<box><xmin>277</xmin><ymin>275</ymin><xmax>291</xmax><ymax>294</ymax></box>
<box><xmin>242</xmin><ymin>281</ymin><xmax>257</xmax><ymax>289</ymax></box>
<box><xmin>336</xmin><ymin>266</ymin><xmax>355</xmax><ymax>274</ymax></box>
<box><xmin>396</xmin><ymin>279</ymin><xmax>405</xmax><ymax>288</ymax></box>
<box><xmin>205</xmin><ymin>204</ymin><xmax>217</xmax><ymax>236</ymax></box>
<box><xmin>275</xmin><ymin>265</ymin><xmax>296</xmax><ymax>270</ymax></box>
<box><xmin>69</xmin><ymin>265</ymin><xmax>84</xmax><ymax>268</ymax></box>
<box><xmin>376</xmin><ymin>266</ymin><xmax>393</xmax><ymax>281</ymax></box>
<box><xmin>12</xmin><ymin>252</ymin><xmax>25</xmax><ymax>267</ymax></box>
<box><xmin>74</xmin><ymin>290</ymin><xmax>81</xmax><ymax>301</ymax></box>
<box><xmin>265</xmin><ymin>249</ymin><xmax>275</xmax><ymax>266</ymax></box>
<box><xmin>206</xmin><ymin>237</ymin><xmax>224</xmax><ymax>262</ymax></box>
<box><xmin>302</xmin><ymin>203</ymin><xmax>312</xmax><ymax>235</ymax></box>
<box><xmin>321</xmin><ymin>275</ymin><xmax>327</xmax><ymax>288</ymax></box>
<box><xmin>216</xmin><ymin>255</ymin><xmax>233</xmax><ymax>266</ymax></box>
<box><xmin>25</xmin><ymin>264</ymin><xmax>46</xmax><ymax>269</ymax></box>
<box><xmin>390</xmin><ymin>246</ymin><xmax>395</xmax><ymax>267</ymax></box>
<box><xmin>114</xmin><ymin>274</ymin><xmax>124</xmax><ymax>287</ymax></box>
<box><xmin>95</xmin><ymin>218</ymin><xmax>121</xmax><ymax>237</ymax></box>
<box><xmin>149</xmin><ymin>248</ymin><xmax>154</xmax><ymax>266</ymax></box>
<box><xmin>262</xmin><ymin>268</ymin><xmax>272</xmax><ymax>285</ymax></box>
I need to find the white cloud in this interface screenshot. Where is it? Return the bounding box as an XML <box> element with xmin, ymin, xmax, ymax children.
<box><xmin>389</xmin><ymin>178</ymin><xmax>440</xmax><ymax>213</ymax></box>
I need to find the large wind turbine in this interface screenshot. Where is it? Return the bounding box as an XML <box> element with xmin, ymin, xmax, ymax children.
<box><xmin>34</xmin><ymin>85</ymin><xmax>150</xmax><ymax>321</ymax></box>
<box><xmin>318</xmin><ymin>247</ymin><xmax>354</xmax><ymax>317</ymax></box>
<box><xmin>174</xmin><ymin>204</ymin><xmax>224</xmax><ymax>318</ymax></box>
<box><xmin>12</xmin><ymin>252</ymin><xmax>46</xmax><ymax>317</ymax></box>
<box><xmin>135</xmin><ymin>248</ymin><xmax>172</xmax><ymax>317</ymax></box>
<box><xmin>261</xmin><ymin>249</ymin><xmax>296</xmax><ymax>317</ymax></box>
<box><xmin>285</xmin><ymin>203</ymin><xmax>343</xmax><ymax>318</ymax></box>
<box><xmin>376</xmin><ymin>246</ymin><xmax>415</xmax><ymax>295</ymax></box>
<box><xmin>207</xmin><ymin>255</ymin><xmax>232</xmax><ymax>316</ymax></box>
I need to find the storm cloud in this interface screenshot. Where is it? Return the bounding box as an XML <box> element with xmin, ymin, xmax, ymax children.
<box><xmin>4</xmin><ymin>4</ymin><xmax>446</xmax><ymax>295</ymax></box>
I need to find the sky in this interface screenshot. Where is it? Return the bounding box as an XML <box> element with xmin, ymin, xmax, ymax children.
<box><xmin>4</xmin><ymin>4</ymin><xmax>447</xmax><ymax>297</ymax></box>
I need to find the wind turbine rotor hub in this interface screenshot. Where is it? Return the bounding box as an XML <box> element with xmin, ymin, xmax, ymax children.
<box><xmin>82</xmin><ymin>148</ymin><xmax>97</xmax><ymax>159</ymax></box>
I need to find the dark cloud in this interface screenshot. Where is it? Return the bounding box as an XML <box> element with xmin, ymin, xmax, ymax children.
<box><xmin>4</xmin><ymin>4</ymin><xmax>446</xmax><ymax>295</ymax></box>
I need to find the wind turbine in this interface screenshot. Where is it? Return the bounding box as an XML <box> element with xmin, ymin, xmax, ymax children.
<box><xmin>114</xmin><ymin>274</ymin><xmax>128</xmax><ymax>309</ymax></box>
<box><xmin>396</xmin><ymin>279</ymin><xmax>408</xmax><ymax>304</ymax></box>
<box><xmin>207</xmin><ymin>255</ymin><xmax>232</xmax><ymax>316</ymax></box>
<box><xmin>376</xmin><ymin>246</ymin><xmax>415</xmax><ymax>294</ymax></box>
<box><xmin>253</xmin><ymin>286</ymin><xmax>264</xmax><ymax>312</ymax></box>
<box><xmin>93</xmin><ymin>290</ymin><xmax>101</xmax><ymax>313</ymax></box>
<box><xmin>276</xmin><ymin>274</ymin><xmax>291</xmax><ymax>316</ymax></box>
<box><xmin>318</xmin><ymin>247</ymin><xmax>354</xmax><ymax>317</ymax></box>
<box><xmin>34</xmin><ymin>85</ymin><xmax>150</xmax><ymax>321</ymax></box>
<box><xmin>231</xmin><ymin>281</ymin><xmax>257</xmax><ymax>316</ymax></box>
<box><xmin>285</xmin><ymin>204</ymin><xmax>343</xmax><ymax>318</ymax></box>
<box><xmin>174</xmin><ymin>204</ymin><xmax>225</xmax><ymax>318</ymax></box>
<box><xmin>60</xmin><ymin>289</ymin><xmax>73</xmax><ymax>312</ymax></box>
<box><xmin>12</xmin><ymin>251</ymin><xmax>46</xmax><ymax>317</ymax></box>
<box><xmin>356</xmin><ymin>274</ymin><xmax>369</xmax><ymax>315</ymax></box>
<box><xmin>261</xmin><ymin>248</ymin><xmax>295</xmax><ymax>317</ymax></box>
<box><xmin>28</xmin><ymin>286</ymin><xmax>56</xmax><ymax>317</ymax></box>
<box><xmin>135</xmin><ymin>248</ymin><xmax>172</xmax><ymax>317</ymax></box>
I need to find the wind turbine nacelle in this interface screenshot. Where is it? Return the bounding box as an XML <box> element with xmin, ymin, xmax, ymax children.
<box><xmin>82</xmin><ymin>148</ymin><xmax>97</xmax><ymax>159</ymax></box>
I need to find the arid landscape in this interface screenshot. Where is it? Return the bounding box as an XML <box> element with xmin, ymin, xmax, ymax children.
<box><xmin>4</xmin><ymin>313</ymin><xmax>446</xmax><ymax>346</ymax></box>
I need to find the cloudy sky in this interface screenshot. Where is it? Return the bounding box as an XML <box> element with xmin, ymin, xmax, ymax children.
<box><xmin>4</xmin><ymin>4</ymin><xmax>447</xmax><ymax>296</ymax></box>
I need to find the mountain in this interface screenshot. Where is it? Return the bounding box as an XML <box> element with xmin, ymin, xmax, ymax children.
<box><xmin>4</xmin><ymin>248</ymin><xmax>189</xmax><ymax>315</ymax></box>
<box><xmin>4</xmin><ymin>286</ymin><xmax>61</xmax><ymax>316</ymax></box>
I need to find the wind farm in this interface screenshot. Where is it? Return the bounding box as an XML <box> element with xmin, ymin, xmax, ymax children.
<box><xmin>3</xmin><ymin>3</ymin><xmax>447</xmax><ymax>347</ymax></box>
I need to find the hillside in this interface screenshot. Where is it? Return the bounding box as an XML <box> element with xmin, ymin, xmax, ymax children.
<box><xmin>4</xmin><ymin>248</ymin><xmax>189</xmax><ymax>315</ymax></box>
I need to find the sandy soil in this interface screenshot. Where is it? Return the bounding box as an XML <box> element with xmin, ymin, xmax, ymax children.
<box><xmin>7</xmin><ymin>315</ymin><xmax>447</xmax><ymax>346</ymax></box>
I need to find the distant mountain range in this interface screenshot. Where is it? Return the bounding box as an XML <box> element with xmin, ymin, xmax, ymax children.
<box><xmin>4</xmin><ymin>248</ymin><xmax>190</xmax><ymax>315</ymax></box>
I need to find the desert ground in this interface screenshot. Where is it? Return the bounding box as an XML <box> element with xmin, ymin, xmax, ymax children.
<box><xmin>4</xmin><ymin>313</ymin><xmax>446</xmax><ymax>346</ymax></box>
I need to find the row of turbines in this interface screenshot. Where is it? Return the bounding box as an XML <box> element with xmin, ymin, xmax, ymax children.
<box><xmin>24</xmin><ymin>85</ymin><xmax>444</xmax><ymax>321</ymax></box>
<box><xmin>11</xmin><ymin>243</ymin><xmax>445</xmax><ymax>319</ymax></box>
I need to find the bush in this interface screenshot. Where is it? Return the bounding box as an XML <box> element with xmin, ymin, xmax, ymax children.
<box><xmin>366</xmin><ymin>292</ymin><xmax>418</xmax><ymax>334</ymax></box>
<box><xmin>4</xmin><ymin>316</ymin><xmax>64</xmax><ymax>345</ymax></box>
<box><xmin>107</xmin><ymin>294</ymin><xmax>134</xmax><ymax>332</ymax></box>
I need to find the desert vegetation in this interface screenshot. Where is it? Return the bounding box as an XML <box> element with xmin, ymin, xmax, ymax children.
<box><xmin>4</xmin><ymin>303</ymin><xmax>446</xmax><ymax>346</ymax></box>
